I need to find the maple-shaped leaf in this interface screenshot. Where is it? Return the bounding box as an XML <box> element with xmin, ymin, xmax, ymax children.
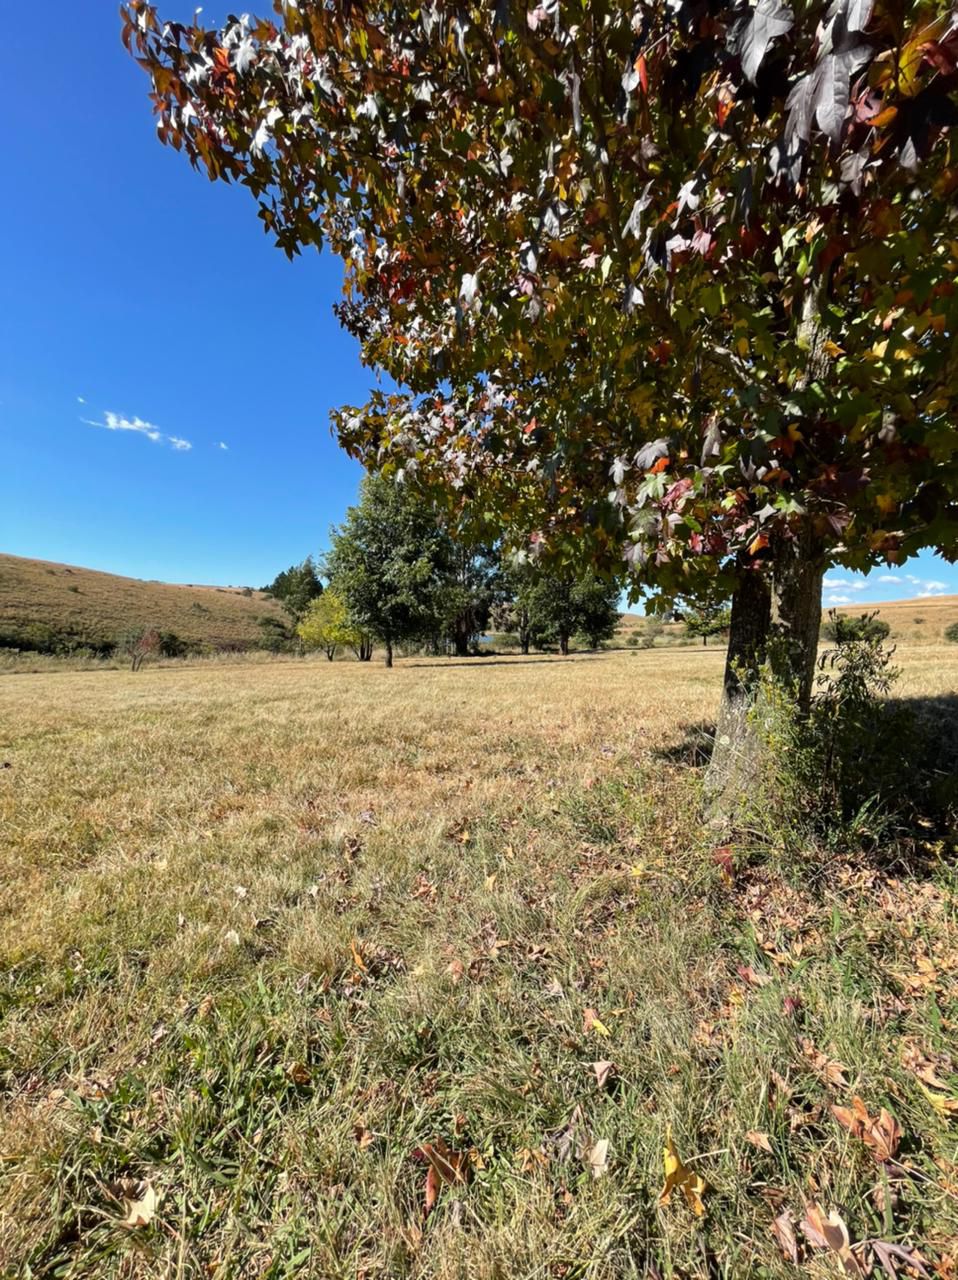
<box><xmin>660</xmin><ymin>1127</ymin><xmax>708</xmax><ymax>1216</ymax></box>
<box><xmin>739</xmin><ymin>0</ymin><xmax>794</xmax><ymax>82</ymax></box>
<box><xmin>830</xmin><ymin>1096</ymin><xmax>901</xmax><ymax>1162</ymax></box>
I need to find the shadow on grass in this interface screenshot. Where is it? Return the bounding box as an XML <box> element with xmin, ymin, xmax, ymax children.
<box><xmin>655</xmin><ymin>694</ymin><xmax>958</xmax><ymax>855</ymax></box>
<box><xmin>408</xmin><ymin>654</ymin><xmax>606</xmax><ymax>668</ymax></box>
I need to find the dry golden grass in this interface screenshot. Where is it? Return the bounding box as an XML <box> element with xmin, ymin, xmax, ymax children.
<box><xmin>0</xmin><ymin>553</ymin><xmax>286</xmax><ymax>653</ymax></box>
<box><xmin>1</xmin><ymin>648</ymin><xmax>956</xmax><ymax>1278</ymax></box>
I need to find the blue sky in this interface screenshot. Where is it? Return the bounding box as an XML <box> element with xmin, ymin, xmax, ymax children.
<box><xmin>0</xmin><ymin>4</ymin><xmax>954</xmax><ymax>604</ymax></box>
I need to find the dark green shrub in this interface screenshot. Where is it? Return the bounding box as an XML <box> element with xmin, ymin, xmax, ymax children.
<box><xmin>821</xmin><ymin>611</ymin><xmax>890</xmax><ymax>643</ymax></box>
<box><xmin>945</xmin><ymin>621</ymin><xmax>958</xmax><ymax>644</ymax></box>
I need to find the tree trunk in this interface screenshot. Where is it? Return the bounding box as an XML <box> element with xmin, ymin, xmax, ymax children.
<box><xmin>325</xmin><ymin>647</ymin><xmax>335</xmax><ymax>661</ymax></box>
<box><xmin>705</xmin><ymin>535</ymin><xmax>824</xmax><ymax>825</ymax></box>
<box><xmin>559</xmin><ymin>634</ymin><xmax>570</xmax><ymax>656</ymax></box>
<box><xmin>453</xmin><ymin>629</ymin><xmax>469</xmax><ymax>657</ymax></box>
<box><xmin>520</xmin><ymin>636</ymin><xmax>530</xmax><ymax>655</ymax></box>
<box><xmin>385</xmin><ymin>640</ymin><xmax>393</xmax><ymax>668</ymax></box>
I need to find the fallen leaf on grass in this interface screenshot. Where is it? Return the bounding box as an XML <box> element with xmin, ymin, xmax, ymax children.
<box><xmin>547</xmin><ymin>1104</ymin><xmax>584</xmax><ymax>1163</ymax></box>
<box><xmin>586</xmin><ymin>1137</ymin><xmax>610</xmax><ymax>1179</ymax></box>
<box><xmin>350</xmin><ymin>939</ymin><xmax>367</xmax><ymax>974</ymax></box>
<box><xmin>917</xmin><ymin>1081</ymin><xmax>958</xmax><ymax>1119</ymax></box>
<box><xmin>660</xmin><ymin>1127</ymin><xmax>708</xmax><ymax>1216</ymax></box>
<box><xmin>416</xmin><ymin>1137</ymin><xmax>471</xmax><ymax>1215</ymax></box>
<box><xmin>353</xmin><ymin>1124</ymin><xmax>375</xmax><ymax>1150</ymax></box>
<box><xmin>770</xmin><ymin>1209</ymin><xmax>800</xmax><ymax>1264</ymax></box>
<box><xmin>869</xmin><ymin>1239</ymin><xmax>930</xmax><ymax>1279</ymax></box>
<box><xmin>117</xmin><ymin>1180</ymin><xmax>159</xmax><ymax>1229</ymax></box>
<box><xmin>738</xmin><ymin>964</ymin><xmax>773</xmax><ymax>988</ymax></box>
<box><xmin>799</xmin><ymin>1203</ymin><xmax>863</xmax><ymax>1277</ymax></box>
<box><xmin>286</xmin><ymin>1062</ymin><xmax>312</xmax><ymax>1086</ymax></box>
<box><xmin>800</xmin><ymin>1037</ymin><xmax>849</xmax><ymax>1087</ymax></box>
<box><xmin>592</xmin><ymin>1060</ymin><xmax>615</xmax><ymax>1089</ymax></box>
<box><xmin>745</xmin><ymin>1130</ymin><xmax>773</xmax><ymax>1154</ymax></box>
<box><xmin>901</xmin><ymin>1039</ymin><xmax>954</xmax><ymax>1091</ymax></box>
<box><xmin>583</xmin><ymin>1007</ymin><xmax>610</xmax><ymax>1038</ymax></box>
<box><xmin>516</xmin><ymin>1145</ymin><xmax>549</xmax><ymax>1173</ymax></box>
<box><xmin>831</xmin><ymin>1097</ymin><xmax>901</xmax><ymax>1162</ymax></box>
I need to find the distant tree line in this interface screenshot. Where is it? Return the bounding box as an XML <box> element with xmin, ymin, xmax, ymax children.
<box><xmin>285</xmin><ymin>474</ymin><xmax>622</xmax><ymax>667</ymax></box>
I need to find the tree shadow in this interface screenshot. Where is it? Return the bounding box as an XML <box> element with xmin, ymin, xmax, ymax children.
<box><xmin>407</xmin><ymin>654</ymin><xmax>605</xmax><ymax>669</ymax></box>
<box><xmin>654</xmin><ymin>721</ymin><xmax>716</xmax><ymax>769</ymax></box>
<box><xmin>654</xmin><ymin>694</ymin><xmax>958</xmax><ymax>855</ymax></box>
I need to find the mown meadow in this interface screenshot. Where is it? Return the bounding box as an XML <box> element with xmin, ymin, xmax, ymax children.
<box><xmin>1</xmin><ymin>646</ymin><xmax>956</xmax><ymax>1278</ymax></box>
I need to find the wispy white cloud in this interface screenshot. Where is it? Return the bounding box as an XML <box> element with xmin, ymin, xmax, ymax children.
<box><xmin>824</xmin><ymin>578</ymin><xmax>866</xmax><ymax>591</ymax></box>
<box><xmin>82</xmin><ymin>410</ymin><xmax>191</xmax><ymax>452</ymax></box>
<box><xmin>877</xmin><ymin>574</ymin><xmax>902</xmax><ymax>583</ymax></box>
<box><xmin>826</xmin><ymin>594</ymin><xmax>853</xmax><ymax>604</ymax></box>
<box><xmin>76</xmin><ymin>395</ymin><xmax>86</xmax><ymax>405</ymax></box>
<box><xmin>923</xmin><ymin>580</ymin><xmax>948</xmax><ymax>591</ymax></box>
<box><xmin>218</xmin><ymin>441</ymin><xmax>229</xmax><ymax>451</ymax></box>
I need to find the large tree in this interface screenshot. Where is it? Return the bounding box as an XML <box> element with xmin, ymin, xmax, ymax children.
<box><xmin>126</xmin><ymin>1</ymin><xmax>958</xmax><ymax>807</ymax></box>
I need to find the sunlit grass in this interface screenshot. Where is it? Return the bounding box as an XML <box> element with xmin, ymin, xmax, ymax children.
<box><xmin>1</xmin><ymin>649</ymin><xmax>956</xmax><ymax>1278</ymax></box>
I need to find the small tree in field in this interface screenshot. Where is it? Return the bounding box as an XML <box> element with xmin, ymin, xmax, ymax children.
<box><xmin>572</xmin><ymin>573</ymin><xmax>623</xmax><ymax>650</ymax></box>
<box><xmin>946</xmin><ymin>622</ymin><xmax>958</xmax><ymax>644</ymax></box>
<box><xmin>298</xmin><ymin>590</ymin><xmax>367</xmax><ymax>661</ymax></box>
<box><xmin>682</xmin><ymin>602</ymin><xmax>733</xmax><ymax>648</ymax></box>
<box><xmin>324</xmin><ymin>474</ymin><xmax>449</xmax><ymax>667</ymax></box>
<box><xmin>127</xmin><ymin>2</ymin><xmax>958</xmax><ymax>815</ymax></box>
<box><xmin>122</xmin><ymin>628</ymin><xmax>162</xmax><ymax>672</ymax></box>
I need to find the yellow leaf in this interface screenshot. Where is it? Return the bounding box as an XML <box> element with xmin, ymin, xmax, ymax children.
<box><xmin>823</xmin><ymin>340</ymin><xmax>844</xmax><ymax>357</ymax></box>
<box><xmin>918</xmin><ymin>1082</ymin><xmax>958</xmax><ymax>1119</ymax></box>
<box><xmin>660</xmin><ymin>1126</ymin><xmax>708</xmax><ymax>1216</ymax></box>
<box><xmin>583</xmin><ymin>1007</ymin><xmax>611</xmax><ymax>1038</ymax></box>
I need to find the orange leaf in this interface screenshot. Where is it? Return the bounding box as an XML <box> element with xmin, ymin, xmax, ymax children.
<box><xmin>650</xmin><ymin>456</ymin><xmax>670</xmax><ymax>475</ymax></box>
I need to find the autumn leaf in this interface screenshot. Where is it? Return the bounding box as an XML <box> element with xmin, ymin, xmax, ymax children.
<box><xmin>660</xmin><ymin>1126</ymin><xmax>708</xmax><ymax>1216</ymax></box>
<box><xmin>592</xmin><ymin>1060</ymin><xmax>615</xmax><ymax>1089</ymax></box>
<box><xmin>830</xmin><ymin>1096</ymin><xmax>901</xmax><ymax>1162</ymax></box>
<box><xmin>286</xmin><ymin>1062</ymin><xmax>312</xmax><ymax>1086</ymax></box>
<box><xmin>586</xmin><ymin>1137</ymin><xmax>610</xmax><ymax>1179</ymax></box>
<box><xmin>770</xmin><ymin>1209</ymin><xmax>800</xmax><ymax>1264</ymax></box>
<box><xmin>117</xmin><ymin>1180</ymin><xmax>159</xmax><ymax>1229</ymax></box>
<box><xmin>917</xmin><ymin>1081</ymin><xmax>958</xmax><ymax>1119</ymax></box>
<box><xmin>799</xmin><ymin>1203</ymin><xmax>863</xmax><ymax>1277</ymax></box>
<box><xmin>415</xmin><ymin>1137</ymin><xmax>470</xmax><ymax>1216</ymax></box>
<box><xmin>745</xmin><ymin>1130</ymin><xmax>773</xmax><ymax>1153</ymax></box>
<box><xmin>583</xmin><ymin>1007</ymin><xmax>611</xmax><ymax>1038</ymax></box>
<box><xmin>800</xmin><ymin>1037</ymin><xmax>849</xmax><ymax>1087</ymax></box>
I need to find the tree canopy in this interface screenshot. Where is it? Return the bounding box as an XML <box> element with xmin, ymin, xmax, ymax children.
<box><xmin>126</xmin><ymin>0</ymin><xmax>958</xmax><ymax>589</ymax></box>
<box><xmin>264</xmin><ymin>557</ymin><xmax>323</xmax><ymax>621</ymax></box>
<box><xmin>324</xmin><ymin>472</ymin><xmax>452</xmax><ymax>665</ymax></box>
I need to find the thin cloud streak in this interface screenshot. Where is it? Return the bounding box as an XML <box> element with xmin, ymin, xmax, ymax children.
<box><xmin>82</xmin><ymin>410</ymin><xmax>192</xmax><ymax>452</ymax></box>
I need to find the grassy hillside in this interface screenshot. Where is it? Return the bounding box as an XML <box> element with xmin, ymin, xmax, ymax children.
<box><xmin>619</xmin><ymin>595</ymin><xmax>958</xmax><ymax>646</ymax></box>
<box><xmin>0</xmin><ymin>553</ymin><xmax>287</xmax><ymax>653</ymax></box>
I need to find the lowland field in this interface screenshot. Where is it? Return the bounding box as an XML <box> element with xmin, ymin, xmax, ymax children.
<box><xmin>1</xmin><ymin>647</ymin><xmax>957</xmax><ymax>1278</ymax></box>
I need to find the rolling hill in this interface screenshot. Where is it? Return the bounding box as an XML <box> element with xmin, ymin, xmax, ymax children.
<box><xmin>0</xmin><ymin>553</ymin><xmax>288</xmax><ymax>654</ymax></box>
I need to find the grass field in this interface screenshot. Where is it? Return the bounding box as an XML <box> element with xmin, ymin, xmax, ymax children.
<box><xmin>1</xmin><ymin>648</ymin><xmax>956</xmax><ymax>1278</ymax></box>
<box><xmin>0</xmin><ymin>554</ymin><xmax>287</xmax><ymax>654</ymax></box>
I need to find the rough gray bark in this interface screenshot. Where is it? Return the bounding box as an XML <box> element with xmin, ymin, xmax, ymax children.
<box><xmin>705</xmin><ymin>534</ymin><xmax>825</xmax><ymax>826</ymax></box>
